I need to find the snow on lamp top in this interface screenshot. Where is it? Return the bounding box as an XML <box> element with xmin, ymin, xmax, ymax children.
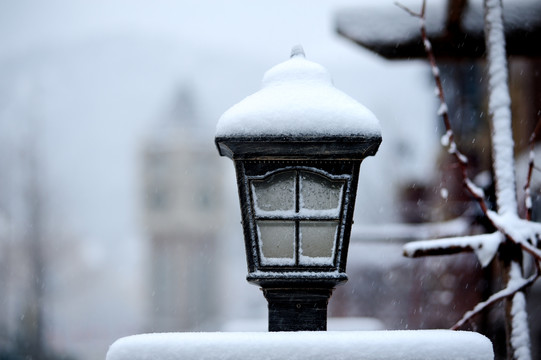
<box><xmin>215</xmin><ymin>46</ymin><xmax>381</xmax><ymax>138</ymax></box>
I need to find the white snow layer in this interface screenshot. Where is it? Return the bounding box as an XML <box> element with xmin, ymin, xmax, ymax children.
<box><xmin>215</xmin><ymin>52</ymin><xmax>381</xmax><ymax>137</ymax></box>
<box><xmin>404</xmin><ymin>232</ymin><xmax>502</xmax><ymax>268</ymax></box>
<box><xmin>511</xmin><ymin>291</ymin><xmax>531</xmax><ymax>360</ymax></box>
<box><xmin>508</xmin><ymin>262</ymin><xmax>532</xmax><ymax>360</ymax></box>
<box><xmin>484</xmin><ymin>0</ymin><xmax>517</xmax><ymax>215</ymax></box>
<box><xmin>106</xmin><ymin>330</ymin><xmax>493</xmax><ymax>360</ymax></box>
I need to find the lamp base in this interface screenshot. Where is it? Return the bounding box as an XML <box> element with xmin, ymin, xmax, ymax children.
<box><xmin>262</xmin><ymin>288</ymin><xmax>333</xmax><ymax>332</ymax></box>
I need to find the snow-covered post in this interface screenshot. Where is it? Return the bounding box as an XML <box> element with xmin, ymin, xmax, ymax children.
<box><xmin>215</xmin><ymin>46</ymin><xmax>381</xmax><ymax>331</ymax></box>
<box><xmin>105</xmin><ymin>45</ymin><xmax>495</xmax><ymax>360</ymax></box>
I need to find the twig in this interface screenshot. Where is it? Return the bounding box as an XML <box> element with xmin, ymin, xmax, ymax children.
<box><xmin>394</xmin><ymin>1</ymin><xmax>424</xmax><ymax>17</ymax></box>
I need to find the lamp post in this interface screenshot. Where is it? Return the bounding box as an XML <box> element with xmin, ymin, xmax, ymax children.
<box><xmin>215</xmin><ymin>46</ymin><xmax>382</xmax><ymax>332</ymax></box>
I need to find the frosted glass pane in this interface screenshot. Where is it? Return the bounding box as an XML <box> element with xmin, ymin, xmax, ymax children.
<box><xmin>300</xmin><ymin>172</ymin><xmax>343</xmax><ymax>210</ymax></box>
<box><xmin>258</xmin><ymin>221</ymin><xmax>295</xmax><ymax>264</ymax></box>
<box><xmin>252</xmin><ymin>171</ymin><xmax>295</xmax><ymax>213</ymax></box>
<box><xmin>299</xmin><ymin>221</ymin><xmax>337</xmax><ymax>260</ymax></box>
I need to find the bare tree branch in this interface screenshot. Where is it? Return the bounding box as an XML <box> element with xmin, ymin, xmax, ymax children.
<box><xmin>396</xmin><ymin>0</ymin><xmax>490</xmax><ymax>215</ymax></box>
<box><xmin>394</xmin><ymin>1</ymin><xmax>423</xmax><ymax>18</ymax></box>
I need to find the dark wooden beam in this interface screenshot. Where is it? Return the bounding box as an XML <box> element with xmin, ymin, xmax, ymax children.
<box><xmin>445</xmin><ymin>0</ymin><xmax>468</xmax><ymax>34</ymax></box>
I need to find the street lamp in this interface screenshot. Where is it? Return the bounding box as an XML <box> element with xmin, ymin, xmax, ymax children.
<box><xmin>215</xmin><ymin>46</ymin><xmax>381</xmax><ymax>331</ymax></box>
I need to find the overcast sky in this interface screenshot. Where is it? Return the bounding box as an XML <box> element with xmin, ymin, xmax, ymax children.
<box><xmin>0</xmin><ymin>0</ymin><xmax>378</xmax><ymax>61</ymax></box>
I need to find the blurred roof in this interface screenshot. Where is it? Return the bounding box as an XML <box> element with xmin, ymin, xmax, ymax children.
<box><xmin>335</xmin><ymin>0</ymin><xmax>541</xmax><ymax>59</ymax></box>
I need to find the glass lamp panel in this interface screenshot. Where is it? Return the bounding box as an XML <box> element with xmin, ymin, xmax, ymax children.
<box><xmin>257</xmin><ymin>220</ymin><xmax>295</xmax><ymax>265</ymax></box>
<box><xmin>300</xmin><ymin>172</ymin><xmax>344</xmax><ymax>214</ymax></box>
<box><xmin>299</xmin><ymin>221</ymin><xmax>338</xmax><ymax>265</ymax></box>
<box><xmin>251</xmin><ymin>171</ymin><xmax>295</xmax><ymax>214</ymax></box>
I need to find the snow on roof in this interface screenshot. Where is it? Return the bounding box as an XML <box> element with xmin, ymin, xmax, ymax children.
<box><xmin>107</xmin><ymin>330</ymin><xmax>493</xmax><ymax>360</ymax></box>
<box><xmin>215</xmin><ymin>46</ymin><xmax>381</xmax><ymax>138</ymax></box>
<box><xmin>336</xmin><ymin>1</ymin><xmax>446</xmax><ymax>46</ymax></box>
<box><xmin>336</xmin><ymin>0</ymin><xmax>541</xmax><ymax>59</ymax></box>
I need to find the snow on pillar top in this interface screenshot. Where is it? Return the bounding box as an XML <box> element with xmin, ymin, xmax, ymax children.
<box><xmin>215</xmin><ymin>46</ymin><xmax>382</xmax><ymax>138</ymax></box>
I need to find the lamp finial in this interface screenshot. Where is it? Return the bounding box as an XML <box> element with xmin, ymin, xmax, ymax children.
<box><xmin>290</xmin><ymin>45</ymin><xmax>305</xmax><ymax>58</ymax></box>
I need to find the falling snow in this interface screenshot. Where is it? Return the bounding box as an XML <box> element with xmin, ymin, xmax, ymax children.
<box><xmin>404</xmin><ymin>1</ymin><xmax>539</xmax><ymax>359</ymax></box>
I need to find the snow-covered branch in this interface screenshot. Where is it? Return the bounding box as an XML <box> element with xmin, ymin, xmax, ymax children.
<box><xmin>403</xmin><ymin>213</ymin><xmax>541</xmax><ymax>266</ymax></box>
<box><xmin>484</xmin><ymin>0</ymin><xmax>517</xmax><ymax>216</ymax></box>
<box><xmin>485</xmin><ymin>211</ymin><xmax>541</xmax><ymax>271</ymax></box>
<box><xmin>508</xmin><ymin>261</ymin><xmax>533</xmax><ymax>360</ymax></box>
<box><xmin>451</xmin><ymin>262</ymin><xmax>539</xmax><ymax>330</ymax></box>
<box><xmin>403</xmin><ymin>232</ymin><xmax>502</xmax><ymax>267</ymax></box>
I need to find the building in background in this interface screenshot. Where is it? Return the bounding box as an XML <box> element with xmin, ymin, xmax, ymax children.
<box><xmin>141</xmin><ymin>86</ymin><xmax>224</xmax><ymax>332</ymax></box>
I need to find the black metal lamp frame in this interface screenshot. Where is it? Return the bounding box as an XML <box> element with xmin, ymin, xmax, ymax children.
<box><xmin>216</xmin><ymin>135</ymin><xmax>381</xmax><ymax>331</ymax></box>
